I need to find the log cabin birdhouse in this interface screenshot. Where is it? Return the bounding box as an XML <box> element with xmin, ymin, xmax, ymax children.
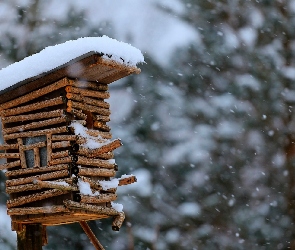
<box><xmin>0</xmin><ymin>37</ymin><xmax>143</xmax><ymax>247</ymax></box>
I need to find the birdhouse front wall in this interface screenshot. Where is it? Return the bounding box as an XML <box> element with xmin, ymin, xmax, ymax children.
<box><xmin>0</xmin><ymin>77</ymin><xmax>134</xmax><ymax>229</ymax></box>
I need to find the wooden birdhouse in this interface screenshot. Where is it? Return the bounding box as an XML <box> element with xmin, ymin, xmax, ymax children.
<box><xmin>0</xmin><ymin>37</ymin><xmax>143</xmax><ymax>248</ymax></box>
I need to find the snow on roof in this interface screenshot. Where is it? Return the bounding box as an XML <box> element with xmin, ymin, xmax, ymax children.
<box><xmin>0</xmin><ymin>36</ymin><xmax>144</xmax><ymax>92</ymax></box>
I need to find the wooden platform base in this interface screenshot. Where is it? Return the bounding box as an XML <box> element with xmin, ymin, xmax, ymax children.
<box><xmin>10</xmin><ymin>209</ymin><xmax>109</xmax><ymax>226</ymax></box>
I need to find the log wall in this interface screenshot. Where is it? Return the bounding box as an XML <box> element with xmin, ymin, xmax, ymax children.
<box><xmin>0</xmin><ymin>77</ymin><xmax>136</xmax><ymax>230</ymax></box>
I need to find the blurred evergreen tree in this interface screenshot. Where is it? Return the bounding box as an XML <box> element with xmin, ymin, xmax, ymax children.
<box><xmin>110</xmin><ymin>0</ymin><xmax>295</xmax><ymax>249</ymax></box>
<box><xmin>116</xmin><ymin>0</ymin><xmax>295</xmax><ymax>249</ymax></box>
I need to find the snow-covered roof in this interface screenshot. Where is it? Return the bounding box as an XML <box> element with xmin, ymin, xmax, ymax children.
<box><xmin>0</xmin><ymin>36</ymin><xmax>144</xmax><ymax>101</ymax></box>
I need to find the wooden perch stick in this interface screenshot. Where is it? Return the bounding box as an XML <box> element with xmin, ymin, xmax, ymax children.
<box><xmin>66</xmin><ymin>93</ymin><xmax>110</xmax><ymax>109</ymax></box>
<box><xmin>0</xmin><ymin>160</ymin><xmax>20</xmax><ymax>170</ymax></box>
<box><xmin>33</xmin><ymin>180</ymin><xmax>78</xmax><ymax>192</ymax></box>
<box><xmin>119</xmin><ymin>176</ymin><xmax>137</xmax><ymax>186</ymax></box>
<box><xmin>4</xmin><ymin>126</ymin><xmax>68</xmax><ymax>140</ymax></box>
<box><xmin>6</xmin><ymin>169</ymin><xmax>69</xmax><ymax>187</ymax></box>
<box><xmin>79</xmin><ymin>221</ymin><xmax>105</xmax><ymax>250</ymax></box>
<box><xmin>64</xmin><ymin>200</ymin><xmax>120</xmax><ymax>216</ymax></box>
<box><xmin>93</xmin><ymin>121</ymin><xmax>111</xmax><ymax>132</ymax></box>
<box><xmin>3</xmin><ymin>116</ymin><xmax>67</xmax><ymax>134</ymax></box>
<box><xmin>78</xmin><ymin>168</ymin><xmax>116</xmax><ymax>177</ymax></box>
<box><xmin>1</xmin><ymin>96</ymin><xmax>64</xmax><ymax>117</ymax></box>
<box><xmin>67</xmin><ymin>100</ymin><xmax>110</xmax><ymax>116</ymax></box>
<box><xmin>65</xmin><ymin>86</ymin><xmax>110</xmax><ymax>99</ymax></box>
<box><xmin>5</xmin><ymin>164</ymin><xmax>69</xmax><ymax>177</ymax></box>
<box><xmin>80</xmin><ymin>193</ymin><xmax>117</xmax><ymax>204</ymax></box>
<box><xmin>77</xmin><ymin>156</ymin><xmax>116</xmax><ymax>169</ymax></box>
<box><xmin>2</xmin><ymin>110</ymin><xmax>64</xmax><ymax>124</ymax></box>
<box><xmin>8</xmin><ymin>205</ymin><xmax>69</xmax><ymax>216</ymax></box>
<box><xmin>7</xmin><ymin>189</ymin><xmax>69</xmax><ymax>208</ymax></box>
<box><xmin>112</xmin><ymin>212</ymin><xmax>125</xmax><ymax>231</ymax></box>
<box><xmin>0</xmin><ymin>152</ymin><xmax>20</xmax><ymax>158</ymax></box>
<box><xmin>0</xmin><ymin>78</ymin><xmax>70</xmax><ymax>111</ymax></box>
<box><xmin>73</xmin><ymin>80</ymin><xmax>108</xmax><ymax>91</ymax></box>
<box><xmin>94</xmin><ymin>114</ymin><xmax>110</xmax><ymax>122</ymax></box>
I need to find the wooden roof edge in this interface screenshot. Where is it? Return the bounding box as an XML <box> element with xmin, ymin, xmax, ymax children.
<box><xmin>98</xmin><ymin>55</ymin><xmax>141</xmax><ymax>75</ymax></box>
<box><xmin>0</xmin><ymin>51</ymin><xmax>141</xmax><ymax>104</ymax></box>
<box><xmin>0</xmin><ymin>51</ymin><xmax>99</xmax><ymax>97</ymax></box>
<box><xmin>0</xmin><ymin>51</ymin><xmax>141</xmax><ymax>95</ymax></box>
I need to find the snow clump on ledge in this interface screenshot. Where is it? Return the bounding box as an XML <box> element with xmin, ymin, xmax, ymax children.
<box><xmin>111</xmin><ymin>202</ymin><xmax>123</xmax><ymax>212</ymax></box>
<box><xmin>0</xmin><ymin>36</ymin><xmax>144</xmax><ymax>92</ymax></box>
<box><xmin>70</xmin><ymin>121</ymin><xmax>109</xmax><ymax>149</ymax></box>
<box><xmin>99</xmin><ymin>178</ymin><xmax>119</xmax><ymax>190</ymax></box>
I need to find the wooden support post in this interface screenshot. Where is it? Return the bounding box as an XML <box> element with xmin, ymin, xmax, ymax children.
<box><xmin>79</xmin><ymin>221</ymin><xmax>105</xmax><ymax>250</ymax></box>
<box><xmin>17</xmin><ymin>224</ymin><xmax>44</xmax><ymax>250</ymax></box>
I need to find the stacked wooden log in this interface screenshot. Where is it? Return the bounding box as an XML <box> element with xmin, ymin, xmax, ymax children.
<box><xmin>0</xmin><ymin>77</ymin><xmax>136</xmax><ymax>230</ymax></box>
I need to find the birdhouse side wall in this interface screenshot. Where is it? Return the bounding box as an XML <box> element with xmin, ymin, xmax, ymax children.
<box><xmin>1</xmin><ymin>79</ymin><xmax>71</xmax><ymax>208</ymax></box>
<box><xmin>0</xmin><ymin>77</ymin><xmax>129</xmax><ymax>227</ymax></box>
